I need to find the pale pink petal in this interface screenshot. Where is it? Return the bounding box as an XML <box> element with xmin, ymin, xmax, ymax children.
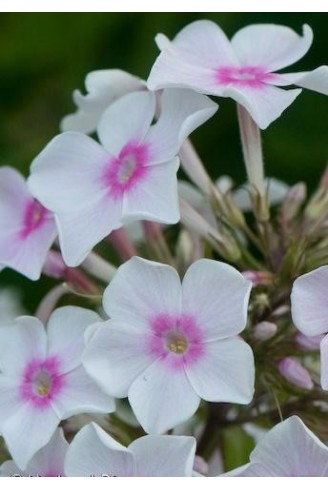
<box><xmin>181</xmin><ymin>259</ymin><xmax>251</xmax><ymax>341</ymax></box>
<box><xmin>47</xmin><ymin>306</ymin><xmax>102</xmax><ymax>374</ymax></box>
<box><xmin>65</xmin><ymin>422</ymin><xmax>134</xmax><ymax>477</ymax></box>
<box><xmin>185</xmin><ymin>338</ymin><xmax>254</xmax><ymax>404</ymax></box>
<box><xmin>0</xmin><ymin>375</ymin><xmax>25</xmax><ymax>422</ymax></box>
<box><xmin>97</xmin><ymin>91</ymin><xmax>156</xmax><ymax>155</ymax></box>
<box><xmin>131</xmin><ymin>435</ymin><xmax>196</xmax><ymax>476</ymax></box>
<box><xmin>25</xmin><ymin>428</ymin><xmax>68</xmax><ymax>477</ymax></box>
<box><xmin>291</xmin><ymin>266</ymin><xmax>328</xmax><ymax>336</ymax></box>
<box><xmin>55</xmin><ymin>195</ymin><xmax>123</xmax><ymax>266</ymax></box>
<box><xmin>278</xmin><ymin>357</ymin><xmax>313</xmax><ymax>390</ymax></box>
<box><xmin>51</xmin><ymin>365</ymin><xmax>115</xmax><ymax>420</ymax></box>
<box><xmin>231</xmin><ymin>24</ymin><xmax>313</xmax><ymax>72</ymax></box>
<box><xmin>122</xmin><ymin>157</ymin><xmax>180</xmax><ymax>224</ymax></box>
<box><xmin>83</xmin><ymin>321</ymin><xmax>152</xmax><ymax>398</ymax></box>
<box><xmin>28</xmin><ymin>131</ymin><xmax>111</xmax><ymax>214</ymax></box>
<box><xmin>1</xmin><ymin>403</ymin><xmax>59</xmax><ymax>470</ymax></box>
<box><xmin>0</xmin><ymin>167</ymin><xmax>30</xmax><ymax>230</ymax></box>
<box><xmin>249</xmin><ymin>416</ymin><xmax>328</xmax><ymax>476</ymax></box>
<box><xmin>157</xmin><ymin>20</ymin><xmax>238</xmax><ymax>70</ymax></box>
<box><xmin>102</xmin><ymin>256</ymin><xmax>182</xmax><ymax>328</ymax></box>
<box><xmin>280</xmin><ymin>66</ymin><xmax>328</xmax><ymax>95</ymax></box>
<box><xmin>128</xmin><ymin>358</ymin><xmax>200</xmax><ymax>434</ymax></box>
<box><xmin>147</xmin><ymin>45</ymin><xmax>224</xmax><ymax>94</ymax></box>
<box><xmin>61</xmin><ymin>69</ymin><xmax>145</xmax><ymax>134</ymax></box>
<box><xmin>221</xmin><ymin>84</ymin><xmax>301</xmax><ymax>129</ymax></box>
<box><xmin>0</xmin><ymin>317</ymin><xmax>47</xmax><ymax>375</ymax></box>
<box><xmin>144</xmin><ymin>89</ymin><xmax>217</xmax><ymax>163</ymax></box>
<box><xmin>320</xmin><ymin>335</ymin><xmax>328</xmax><ymax>390</ymax></box>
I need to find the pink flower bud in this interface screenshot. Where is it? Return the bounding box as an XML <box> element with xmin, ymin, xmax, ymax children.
<box><xmin>42</xmin><ymin>251</ymin><xmax>66</xmax><ymax>279</ymax></box>
<box><xmin>242</xmin><ymin>270</ymin><xmax>273</xmax><ymax>286</ymax></box>
<box><xmin>253</xmin><ymin>321</ymin><xmax>277</xmax><ymax>341</ymax></box>
<box><xmin>295</xmin><ymin>332</ymin><xmax>324</xmax><ymax>351</ymax></box>
<box><xmin>278</xmin><ymin>357</ymin><xmax>313</xmax><ymax>390</ymax></box>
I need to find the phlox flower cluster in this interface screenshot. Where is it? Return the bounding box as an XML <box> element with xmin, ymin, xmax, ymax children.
<box><xmin>0</xmin><ymin>18</ymin><xmax>327</xmax><ymax>477</ymax></box>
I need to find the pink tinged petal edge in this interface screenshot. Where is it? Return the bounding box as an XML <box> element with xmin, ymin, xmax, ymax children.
<box><xmin>46</xmin><ymin>306</ymin><xmax>102</xmax><ymax>374</ymax></box>
<box><xmin>249</xmin><ymin>416</ymin><xmax>328</xmax><ymax>476</ymax></box>
<box><xmin>102</xmin><ymin>256</ymin><xmax>182</xmax><ymax>329</ymax></box>
<box><xmin>130</xmin><ymin>434</ymin><xmax>196</xmax><ymax>476</ymax></box>
<box><xmin>181</xmin><ymin>259</ymin><xmax>252</xmax><ymax>341</ymax></box>
<box><xmin>1</xmin><ymin>402</ymin><xmax>60</xmax><ymax>470</ymax></box>
<box><xmin>185</xmin><ymin>337</ymin><xmax>255</xmax><ymax>404</ymax></box>
<box><xmin>64</xmin><ymin>422</ymin><xmax>134</xmax><ymax>477</ymax></box>
<box><xmin>231</xmin><ymin>24</ymin><xmax>313</xmax><ymax>73</ymax></box>
<box><xmin>83</xmin><ymin>320</ymin><xmax>153</xmax><ymax>398</ymax></box>
<box><xmin>144</xmin><ymin>88</ymin><xmax>218</xmax><ymax>164</ymax></box>
<box><xmin>97</xmin><ymin>90</ymin><xmax>156</xmax><ymax>156</ymax></box>
<box><xmin>128</xmin><ymin>357</ymin><xmax>200</xmax><ymax>434</ymax></box>
<box><xmin>291</xmin><ymin>265</ymin><xmax>328</xmax><ymax>336</ymax></box>
<box><xmin>320</xmin><ymin>335</ymin><xmax>328</xmax><ymax>390</ymax></box>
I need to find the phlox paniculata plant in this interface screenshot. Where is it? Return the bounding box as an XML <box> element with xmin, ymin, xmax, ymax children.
<box><xmin>0</xmin><ymin>18</ymin><xmax>327</xmax><ymax>477</ymax></box>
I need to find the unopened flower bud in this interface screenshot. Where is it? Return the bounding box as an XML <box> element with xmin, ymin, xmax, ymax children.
<box><xmin>281</xmin><ymin>182</ymin><xmax>307</xmax><ymax>221</ymax></box>
<box><xmin>253</xmin><ymin>321</ymin><xmax>277</xmax><ymax>341</ymax></box>
<box><xmin>278</xmin><ymin>357</ymin><xmax>313</xmax><ymax>390</ymax></box>
<box><xmin>242</xmin><ymin>270</ymin><xmax>273</xmax><ymax>286</ymax></box>
<box><xmin>296</xmin><ymin>332</ymin><xmax>324</xmax><ymax>351</ymax></box>
<box><xmin>42</xmin><ymin>251</ymin><xmax>66</xmax><ymax>279</ymax></box>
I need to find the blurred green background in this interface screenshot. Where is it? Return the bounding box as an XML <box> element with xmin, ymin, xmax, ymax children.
<box><xmin>0</xmin><ymin>12</ymin><xmax>327</xmax><ymax>312</ymax></box>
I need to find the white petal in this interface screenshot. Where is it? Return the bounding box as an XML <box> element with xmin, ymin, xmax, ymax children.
<box><xmin>182</xmin><ymin>259</ymin><xmax>252</xmax><ymax>341</ymax></box>
<box><xmin>128</xmin><ymin>358</ymin><xmax>200</xmax><ymax>434</ymax></box>
<box><xmin>221</xmin><ymin>462</ymin><xmax>273</xmax><ymax>477</ymax></box>
<box><xmin>61</xmin><ymin>109</ymin><xmax>100</xmax><ymax>134</ymax></box>
<box><xmin>131</xmin><ymin>434</ymin><xmax>196</xmax><ymax>476</ymax></box>
<box><xmin>65</xmin><ymin>422</ymin><xmax>134</xmax><ymax>476</ymax></box>
<box><xmin>320</xmin><ymin>335</ymin><xmax>328</xmax><ymax>390</ymax></box>
<box><xmin>231</xmin><ymin>24</ymin><xmax>313</xmax><ymax>72</ymax></box>
<box><xmin>28</xmin><ymin>131</ymin><xmax>110</xmax><ymax>213</ymax></box>
<box><xmin>47</xmin><ymin>306</ymin><xmax>102</xmax><ymax>373</ymax></box>
<box><xmin>222</xmin><ymin>83</ymin><xmax>301</xmax><ymax>129</ymax></box>
<box><xmin>282</xmin><ymin>66</ymin><xmax>328</xmax><ymax>95</ymax></box>
<box><xmin>103</xmin><ymin>256</ymin><xmax>182</xmax><ymax>327</ymax></box>
<box><xmin>0</xmin><ymin>375</ymin><xmax>25</xmax><ymax>424</ymax></box>
<box><xmin>0</xmin><ymin>316</ymin><xmax>47</xmax><ymax>375</ymax></box>
<box><xmin>250</xmin><ymin>415</ymin><xmax>328</xmax><ymax>476</ymax></box>
<box><xmin>186</xmin><ymin>338</ymin><xmax>254</xmax><ymax>404</ymax></box>
<box><xmin>52</xmin><ymin>365</ymin><xmax>115</xmax><ymax>420</ymax></box>
<box><xmin>26</xmin><ymin>428</ymin><xmax>68</xmax><ymax>477</ymax></box>
<box><xmin>97</xmin><ymin>91</ymin><xmax>156</xmax><ymax>155</ymax></box>
<box><xmin>0</xmin><ymin>460</ymin><xmax>22</xmax><ymax>477</ymax></box>
<box><xmin>232</xmin><ymin>177</ymin><xmax>289</xmax><ymax>211</ymax></box>
<box><xmin>122</xmin><ymin>157</ymin><xmax>180</xmax><ymax>224</ymax></box>
<box><xmin>291</xmin><ymin>266</ymin><xmax>328</xmax><ymax>336</ymax></box>
<box><xmin>2</xmin><ymin>403</ymin><xmax>59</xmax><ymax>470</ymax></box>
<box><xmin>144</xmin><ymin>89</ymin><xmax>217</xmax><ymax>163</ymax></box>
<box><xmin>83</xmin><ymin>321</ymin><xmax>152</xmax><ymax>398</ymax></box>
<box><xmin>0</xmin><ymin>167</ymin><xmax>30</xmax><ymax>230</ymax></box>
<box><xmin>55</xmin><ymin>195</ymin><xmax>123</xmax><ymax>267</ymax></box>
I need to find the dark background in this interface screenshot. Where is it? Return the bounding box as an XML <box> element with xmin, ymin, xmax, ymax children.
<box><xmin>0</xmin><ymin>12</ymin><xmax>327</xmax><ymax>311</ymax></box>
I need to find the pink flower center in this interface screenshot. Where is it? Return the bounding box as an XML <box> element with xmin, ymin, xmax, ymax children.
<box><xmin>20</xmin><ymin>199</ymin><xmax>48</xmax><ymax>239</ymax></box>
<box><xmin>103</xmin><ymin>141</ymin><xmax>149</xmax><ymax>199</ymax></box>
<box><xmin>20</xmin><ymin>357</ymin><xmax>65</xmax><ymax>409</ymax></box>
<box><xmin>148</xmin><ymin>314</ymin><xmax>205</xmax><ymax>370</ymax></box>
<box><xmin>215</xmin><ymin>66</ymin><xmax>276</xmax><ymax>88</ymax></box>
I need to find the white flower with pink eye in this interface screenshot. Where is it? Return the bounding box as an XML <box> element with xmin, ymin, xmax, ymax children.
<box><xmin>148</xmin><ymin>20</ymin><xmax>328</xmax><ymax>129</ymax></box>
<box><xmin>61</xmin><ymin>69</ymin><xmax>146</xmax><ymax>134</ymax></box>
<box><xmin>83</xmin><ymin>257</ymin><xmax>254</xmax><ymax>434</ymax></box>
<box><xmin>65</xmin><ymin>422</ymin><xmax>196</xmax><ymax>477</ymax></box>
<box><xmin>221</xmin><ymin>416</ymin><xmax>328</xmax><ymax>476</ymax></box>
<box><xmin>0</xmin><ymin>167</ymin><xmax>56</xmax><ymax>280</ymax></box>
<box><xmin>0</xmin><ymin>306</ymin><xmax>115</xmax><ymax>470</ymax></box>
<box><xmin>0</xmin><ymin>428</ymin><xmax>68</xmax><ymax>477</ymax></box>
<box><xmin>28</xmin><ymin>88</ymin><xmax>217</xmax><ymax>267</ymax></box>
